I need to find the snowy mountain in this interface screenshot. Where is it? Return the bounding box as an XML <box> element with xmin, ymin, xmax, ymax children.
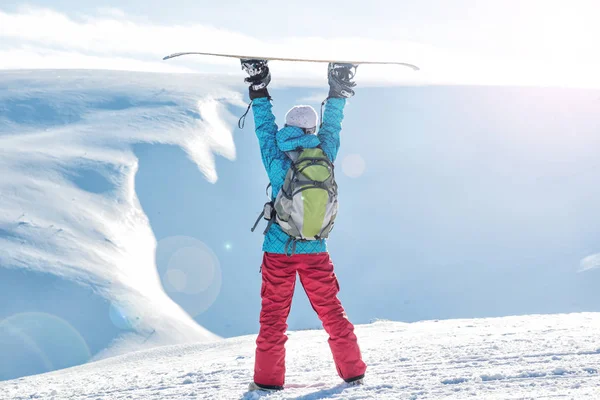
<box><xmin>1</xmin><ymin>313</ymin><xmax>599</xmax><ymax>399</ymax></box>
<box><xmin>0</xmin><ymin>70</ymin><xmax>239</xmax><ymax>379</ymax></box>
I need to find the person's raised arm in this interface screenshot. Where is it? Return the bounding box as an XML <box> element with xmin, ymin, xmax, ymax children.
<box><xmin>318</xmin><ymin>63</ymin><xmax>357</xmax><ymax>162</ymax></box>
<box><xmin>241</xmin><ymin>59</ymin><xmax>280</xmax><ymax>171</ymax></box>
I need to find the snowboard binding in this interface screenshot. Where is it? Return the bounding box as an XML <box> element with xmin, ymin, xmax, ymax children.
<box><xmin>241</xmin><ymin>59</ymin><xmax>271</xmax><ymax>91</ymax></box>
<box><xmin>328</xmin><ymin>63</ymin><xmax>358</xmax><ymax>98</ymax></box>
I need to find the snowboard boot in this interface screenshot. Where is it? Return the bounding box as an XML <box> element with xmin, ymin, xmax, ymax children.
<box><xmin>248</xmin><ymin>382</ymin><xmax>284</xmax><ymax>392</ymax></box>
<box><xmin>344</xmin><ymin>374</ymin><xmax>365</xmax><ymax>386</ymax></box>
<box><xmin>327</xmin><ymin>63</ymin><xmax>357</xmax><ymax>98</ymax></box>
<box><xmin>241</xmin><ymin>59</ymin><xmax>271</xmax><ymax>93</ymax></box>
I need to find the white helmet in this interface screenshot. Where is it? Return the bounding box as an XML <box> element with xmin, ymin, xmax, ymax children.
<box><xmin>285</xmin><ymin>105</ymin><xmax>318</xmax><ymax>134</ymax></box>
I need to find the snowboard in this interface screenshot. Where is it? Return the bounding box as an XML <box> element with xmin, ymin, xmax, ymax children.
<box><xmin>163</xmin><ymin>51</ymin><xmax>420</xmax><ymax>71</ymax></box>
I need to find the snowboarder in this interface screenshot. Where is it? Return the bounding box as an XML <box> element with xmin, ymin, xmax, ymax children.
<box><xmin>241</xmin><ymin>59</ymin><xmax>367</xmax><ymax>392</ymax></box>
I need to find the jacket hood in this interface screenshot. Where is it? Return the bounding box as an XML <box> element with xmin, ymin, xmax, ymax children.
<box><xmin>276</xmin><ymin>125</ymin><xmax>320</xmax><ymax>152</ymax></box>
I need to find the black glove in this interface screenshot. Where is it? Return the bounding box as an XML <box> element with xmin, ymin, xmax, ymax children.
<box><xmin>328</xmin><ymin>63</ymin><xmax>357</xmax><ymax>98</ymax></box>
<box><xmin>241</xmin><ymin>59</ymin><xmax>271</xmax><ymax>100</ymax></box>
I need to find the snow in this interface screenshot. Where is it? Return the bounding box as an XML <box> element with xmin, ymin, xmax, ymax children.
<box><xmin>1</xmin><ymin>313</ymin><xmax>599</xmax><ymax>399</ymax></box>
<box><xmin>0</xmin><ymin>70</ymin><xmax>243</xmax><ymax>361</ymax></box>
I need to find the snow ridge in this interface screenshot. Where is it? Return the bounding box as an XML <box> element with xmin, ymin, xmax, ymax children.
<box><xmin>0</xmin><ymin>70</ymin><xmax>244</xmax><ymax>355</ymax></box>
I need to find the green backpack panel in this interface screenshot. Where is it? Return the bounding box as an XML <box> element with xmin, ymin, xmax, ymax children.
<box><xmin>274</xmin><ymin>148</ymin><xmax>338</xmax><ymax>240</ymax></box>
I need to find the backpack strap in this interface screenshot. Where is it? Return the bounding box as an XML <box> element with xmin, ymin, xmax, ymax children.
<box><xmin>250</xmin><ymin>183</ymin><xmax>276</xmax><ymax>234</ymax></box>
<box><xmin>294</xmin><ymin>158</ymin><xmax>333</xmax><ymax>176</ymax></box>
<box><xmin>251</xmin><ymin>201</ymin><xmax>276</xmax><ymax>234</ymax></box>
<box><xmin>284</xmin><ymin>237</ymin><xmax>295</xmax><ymax>257</ymax></box>
<box><xmin>250</xmin><ymin>208</ymin><xmax>266</xmax><ymax>233</ymax></box>
<box><xmin>284</xmin><ymin>237</ymin><xmax>303</xmax><ymax>257</ymax></box>
<box><xmin>290</xmin><ymin>181</ymin><xmax>331</xmax><ymax>197</ymax></box>
<box><xmin>285</xmin><ymin>150</ymin><xmax>300</xmax><ymax>162</ymax></box>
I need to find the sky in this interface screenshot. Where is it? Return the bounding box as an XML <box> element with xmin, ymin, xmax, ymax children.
<box><xmin>1</xmin><ymin>1</ymin><xmax>600</xmax><ymax>87</ymax></box>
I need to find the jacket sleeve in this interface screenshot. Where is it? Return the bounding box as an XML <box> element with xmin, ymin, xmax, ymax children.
<box><xmin>251</xmin><ymin>97</ymin><xmax>281</xmax><ymax>172</ymax></box>
<box><xmin>317</xmin><ymin>97</ymin><xmax>346</xmax><ymax>162</ymax></box>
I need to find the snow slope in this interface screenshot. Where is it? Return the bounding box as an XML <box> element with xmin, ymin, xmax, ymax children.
<box><xmin>0</xmin><ymin>69</ymin><xmax>242</xmax><ymax>373</ymax></box>
<box><xmin>1</xmin><ymin>313</ymin><xmax>599</xmax><ymax>400</ymax></box>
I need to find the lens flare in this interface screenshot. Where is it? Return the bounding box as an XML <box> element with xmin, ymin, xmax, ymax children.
<box><xmin>166</xmin><ymin>246</ymin><xmax>216</xmax><ymax>294</ymax></box>
<box><xmin>342</xmin><ymin>153</ymin><xmax>366</xmax><ymax>178</ymax></box>
<box><xmin>0</xmin><ymin>312</ymin><xmax>91</xmax><ymax>381</ymax></box>
<box><xmin>156</xmin><ymin>236</ymin><xmax>222</xmax><ymax>317</ymax></box>
<box><xmin>165</xmin><ymin>268</ymin><xmax>188</xmax><ymax>292</ymax></box>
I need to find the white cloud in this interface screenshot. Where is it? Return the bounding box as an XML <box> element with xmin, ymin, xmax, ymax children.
<box><xmin>1</xmin><ymin>7</ymin><xmax>600</xmax><ymax>88</ymax></box>
<box><xmin>579</xmin><ymin>253</ymin><xmax>600</xmax><ymax>272</ymax></box>
<box><xmin>0</xmin><ymin>47</ymin><xmax>195</xmax><ymax>73</ymax></box>
<box><xmin>0</xmin><ymin>7</ymin><xmax>261</xmax><ymax>60</ymax></box>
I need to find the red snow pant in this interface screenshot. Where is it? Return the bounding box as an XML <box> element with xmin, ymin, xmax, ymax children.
<box><xmin>254</xmin><ymin>252</ymin><xmax>367</xmax><ymax>387</ymax></box>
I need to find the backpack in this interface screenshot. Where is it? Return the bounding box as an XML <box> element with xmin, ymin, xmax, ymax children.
<box><xmin>252</xmin><ymin>147</ymin><xmax>338</xmax><ymax>241</ymax></box>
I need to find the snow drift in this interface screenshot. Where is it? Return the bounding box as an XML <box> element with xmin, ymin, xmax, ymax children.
<box><xmin>0</xmin><ymin>70</ymin><xmax>245</xmax><ymax>378</ymax></box>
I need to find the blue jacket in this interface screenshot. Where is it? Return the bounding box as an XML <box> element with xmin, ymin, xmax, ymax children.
<box><xmin>252</xmin><ymin>96</ymin><xmax>346</xmax><ymax>254</ymax></box>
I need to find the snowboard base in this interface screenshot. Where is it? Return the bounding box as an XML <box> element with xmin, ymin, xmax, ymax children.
<box><xmin>163</xmin><ymin>51</ymin><xmax>420</xmax><ymax>71</ymax></box>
